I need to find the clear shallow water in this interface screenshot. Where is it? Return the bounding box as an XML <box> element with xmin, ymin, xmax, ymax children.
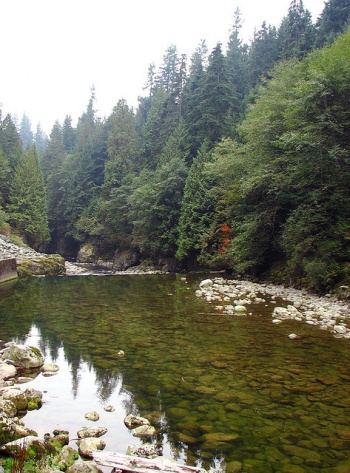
<box><xmin>0</xmin><ymin>274</ymin><xmax>350</xmax><ymax>472</ymax></box>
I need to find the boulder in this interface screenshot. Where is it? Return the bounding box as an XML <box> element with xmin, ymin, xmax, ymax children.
<box><xmin>131</xmin><ymin>425</ymin><xmax>156</xmax><ymax>438</ymax></box>
<box><xmin>0</xmin><ymin>362</ymin><xmax>17</xmax><ymax>381</ymax></box>
<box><xmin>126</xmin><ymin>443</ymin><xmax>158</xmax><ymax>458</ymax></box>
<box><xmin>199</xmin><ymin>279</ymin><xmax>213</xmax><ymax>288</ymax></box>
<box><xmin>1</xmin><ymin>343</ymin><xmax>45</xmax><ymax>369</ymax></box>
<box><xmin>77</xmin><ymin>243</ymin><xmax>97</xmax><ymax>263</ymax></box>
<box><xmin>24</xmin><ymin>387</ymin><xmax>43</xmax><ymax>410</ymax></box>
<box><xmin>124</xmin><ymin>414</ymin><xmax>150</xmax><ymax>429</ymax></box>
<box><xmin>2</xmin><ymin>388</ymin><xmax>28</xmax><ymax>411</ymax></box>
<box><xmin>77</xmin><ymin>437</ymin><xmax>106</xmax><ymax>458</ymax></box>
<box><xmin>113</xmin><ymin>249</ymin><xmax>140</xmax><ymax>271</ymax></box>
<box><xmin>17</xmin><ymin>254</ymin><xmax>65</xmax><ymax>277</ymax></box>
<box><xmin>67</xmin><ymin>460</ymin><xmax>104</xmax><ymax>473</ymax></box>
<box><xmin>84</xmin><ymin>411</ymin><xmax>99</xmax><ymax>421</ymax></box>
<box><xmin>55</xmin><ymin>445</ymin><xmax>79</xmax><ymax>470</ymax></box>
<box><xmin>0</xmin><ymin>435</ymin><xmax>56</xmax><ymax>458</ymax></box>
<box><xmin>41</xmin><ymin>363</ymin><xmax>59</xmax><ymax>373</ymax></box>
<box><xmin>77</xmin><ymin>427</ymin><xmax>107</xmax><ymax>439</ymax></box>
<box><xmin>0</xmin><ymin>399</ymin><xmax>17</xmax><ymax>418</ymax></box>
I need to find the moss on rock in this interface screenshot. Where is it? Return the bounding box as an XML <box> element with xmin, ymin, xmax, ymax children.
<box><xmin>17</xmin><ymin>254</ymin><xmax>66</xmax><ymax>277</ymax></box>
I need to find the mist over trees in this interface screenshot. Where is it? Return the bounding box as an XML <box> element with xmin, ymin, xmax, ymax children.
<box><xmin>1</xmin><ymin>0</ymin><xmax>349</xmax><ymax>292</ymax></box>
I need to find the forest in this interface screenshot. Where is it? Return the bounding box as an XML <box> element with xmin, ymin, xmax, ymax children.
<box><xmin>0</xmin><ymin>0</ymin><xmax>349</xmax><ymax>293</ymax></box>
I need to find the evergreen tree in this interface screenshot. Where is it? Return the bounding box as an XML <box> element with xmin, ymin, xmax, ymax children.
<box><xmin>248</xmin><ymin>22</ymin><xmax>279</xmax><ymax>87</ymax></box>
<box><xmin>105</xmin><ymin>99</ymin><xmax>138</xmax><ymax>187</ymax></box>
<box><xmin>19</xmin><ymin>114</ymin><xmax>34</xmax><ymax>149</ymax></box>
<box><xmin>195</xmin><ymin>43</ymin><xmax>237</xmax><ymax>146</ymax></box>
<box><xmin>129</xmin><ymin>125</ymin><xmax>188</xmax><ymax>258</ymax></box>
<box><xmin>8</xmin><ymin>146</ymin><xmax>50</xmax><ymax>248</ymax></box>
<box><xmin>226</xmin><ymin>9</ymin><xmax>249</xmax><ymax>113</ymax></box>
<box><xmin>34</xmin><ymin>123</ymin><xmax>48</xmax><ymax>155</ymax></box>
<box><xmin>182</xmin><ymin>40</ymin><xmax>208</xmax><ymax>157</ymax></box>
<box><xmin>315</xmin><ymin>0</ymin><xmax>350</xmax><ymax>47</ymax></box>
<box><xmin>176</xmin><ymin>143</ymin><xmax>215</xmax><ymax>264</ymax></box>
<box><xmin>278</xmin><ymin>0</ymin><xmax>316</xmax><ymax>59</ymax></box>
<box><xmin>42</xmin><ymin>121</ymin><xmax>66</xmax><ymax>250</ymax></box>
<box><xmin>0</xmin><ymin>112</ymin><xmax>23</xmax><ymax>206</ymax></box>
<box><xmin>62</xmin><ymin>89</ymin><xmax>108</xmax><ymax>241</ymax></box>
<box><xmin>139</xmin><ymin>88</ymin><xmax>169</xmax><ymax>169</ymax></box>
<box><xmin>62</xmin><ymin>115</ymin><xmax>76</xmax><ymax>152</ymax></box>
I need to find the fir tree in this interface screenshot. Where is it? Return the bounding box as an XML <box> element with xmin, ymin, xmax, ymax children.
<box><xmin>8</xmin><ymin>146</ymin><xmax>50</xmax><ymax>248</ymax></box>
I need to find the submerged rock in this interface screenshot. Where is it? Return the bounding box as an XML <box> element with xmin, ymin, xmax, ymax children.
<box><xmin>131</xmin><ymin>424</ymin><xmax>156</xmax><ymax>438</ymax></box>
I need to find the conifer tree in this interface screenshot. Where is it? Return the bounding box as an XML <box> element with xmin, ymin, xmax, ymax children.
<box><xmin>315</xmin><ymin>0</ymin><xmax>350</xmax><ymax>47</ymax></box>
<box><xmin>226</xmin><ymin>9</ymin><xmax>249</xmax><ymax>113</ymax></box>
<box><xmin>8</xmin><ymin>146</ymin><xmax>50</xmax><ymax>248</ymax></box>
<box><xmin>248</xmin><ymin>22</ymin><xmax>279</xmax><ymax>87</ymax></box>
<box><xmin>19</xmin><ymin>114</ymin><xmax>34</xmax><ymax>149</ymax></box>
<box><xmin>278</xmin><ymin>0</ymin><xmax>316</xmax><ymax>59</ymax></box>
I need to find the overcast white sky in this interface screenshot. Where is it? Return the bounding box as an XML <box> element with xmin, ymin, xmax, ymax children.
<box><xmin>1</xmin><ymin>0</ymin><xmax>326</xmax><ymax>134</ymax></box>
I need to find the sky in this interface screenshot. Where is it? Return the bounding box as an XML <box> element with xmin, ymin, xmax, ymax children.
<box><xmin>1</xmin><ymin>0</ymin><xmax>326</xmax><ymax>135</ymax></box>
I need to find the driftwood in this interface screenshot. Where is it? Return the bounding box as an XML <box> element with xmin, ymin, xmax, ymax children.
<box><xmin>92</xmin><ymin>451</ymin><xmax>207</xmax><ymax>473</ymax></box>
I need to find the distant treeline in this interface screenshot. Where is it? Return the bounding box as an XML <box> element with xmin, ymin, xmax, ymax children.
<box><xmin>1</xmin><ymin>0</ymin><xmax>349</xmax><ymax>292</ymax></box>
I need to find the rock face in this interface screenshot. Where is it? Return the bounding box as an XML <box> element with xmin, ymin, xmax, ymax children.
<box><xmin>113</xmin><ymin>249</ymin><xmax>140</xmax><ymax>271</ymax></box>
<box><xmin>77</xmin><ymin>243</ymin><xmax>97</xmax><ymax>263</ymax></box>
<box><xmin>0</xmin><ymin>343</ymin><xmax>45</xmax><ymax>369</ymax></box>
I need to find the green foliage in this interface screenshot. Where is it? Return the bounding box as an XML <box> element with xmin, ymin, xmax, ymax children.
<box><xmin>8</xmin><ymin>147</ymin><xmax>50</xmax><ymax>249</ymax></box>
<box><xmin>224</xmin><ymin>30</ymin><xmax>350</xmax><ymax>289</ymax></box>
<box><xmin>315</xmin><ymin>0</ymin><xmax>350</xmax><ymax>47</ymax></box>
<box><xmin>129</xmin><ymin>130</ymin><xmax>188</xmax><ymax>258</ymax></box>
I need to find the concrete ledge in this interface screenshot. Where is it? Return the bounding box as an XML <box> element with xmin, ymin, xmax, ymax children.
<box><xmin>0</xmin><ymin>258</ymin><xmax>18</xmax><ymax>283</ymax></box>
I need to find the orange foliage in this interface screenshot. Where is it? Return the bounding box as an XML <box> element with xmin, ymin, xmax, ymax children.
<box><xmin>218</xmin><ymin>223</ymin><xmax>233</xmax><ymax>254</ymax></box>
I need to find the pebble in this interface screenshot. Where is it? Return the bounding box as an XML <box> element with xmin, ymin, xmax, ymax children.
<box><xmin>196</xmin><ymin>277</ymin><xmax>350</xmax><ymax>340</ymax></box>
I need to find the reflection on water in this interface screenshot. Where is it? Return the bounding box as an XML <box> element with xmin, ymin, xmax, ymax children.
<box><xmin>0</xmin><ymin>274</ymin><xmax>350</xmax><ymax>472</ymax></box>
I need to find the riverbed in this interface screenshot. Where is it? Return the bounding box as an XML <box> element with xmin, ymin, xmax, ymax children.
<box><xmin>0</xmin><ymin>273</ymin><xmax>349</xmax><ymax>472</ymax></box>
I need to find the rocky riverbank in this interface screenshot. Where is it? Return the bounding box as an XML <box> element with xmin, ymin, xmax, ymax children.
<box><xmin>196</xmin><ymin>277</ymin><xmax>350</xmax><ymax>340</ymax></box>
<box><xmin>0</xmin><ymin>235</ymin><xmax>86</xmax><ymax>277</ymax></box>
<box><xmin>0</xmin><ymin>342</ymin><xmax>174</xmax><ymax>473</ymax></box>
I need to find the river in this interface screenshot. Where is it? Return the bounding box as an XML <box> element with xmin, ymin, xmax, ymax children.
<box><xmin>0</xmin><ymin>273</ymin><xmax>349</xmax><ymax>472</ymax></box>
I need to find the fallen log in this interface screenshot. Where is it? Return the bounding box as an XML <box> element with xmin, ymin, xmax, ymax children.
<box><xmin>92</xmin><ymin>451</ymin><xmax>207</xmax><ymax>473</ymax></box>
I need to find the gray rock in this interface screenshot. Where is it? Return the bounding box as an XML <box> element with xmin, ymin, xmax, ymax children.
<box><xmin>77</xmin><ymin>437</ymin><xmax>106</xmax><ymax>458</ymax></box>
<box><xmin>77</xmin><ymin>427</ymin><xmax>107</xmax><ymax>439</ymax></box>
<box><xmin>127</xmin><ymin>443</ymin><xmax>158</xmax><ymax>458</ymax></box>
<box><xmin>2</xmin><ymin>388</ymin><xmax>28</xmax><ymax>411</ymax></box>
<box><xmin>66</xmin><ymin>460</ymin><xmax>104</xmax><ymax>473</ymax></box>
<box><xmin>41</xmin><ymin>363</ymin><xmax>59</xmax><ymax>373</ymax></box>
<box><xmin>84</xmin><ymin>411</ymin><xmax>99</xmax><ymax>421</ymax></box>
<box><xmin>0</xmin><ymin>362</ymin><xmax>16</xmax><ymax>381</ymax></box>
<box><xmin>131</xmin><ymin>425</ymin><xmax>156</xmax><ymax>438</ymax></box>
<box><xmin>0</xmin><ymin>344</ymin><xmax>44</xmax><ymax>369</ymax></box>
<box><xmin>124</xmin><ymin>414</ymin><xmax>150</xmax><ymax>429</ymax></box>
<box><xmin>0</xmin><ymin>399</ymin><xmax>17</xmax><ymax>418</ymax></box>
<box><xmin>55</xmin><ymin>445</ymin><xmax>79</xmax><ymax>470</ymax></box>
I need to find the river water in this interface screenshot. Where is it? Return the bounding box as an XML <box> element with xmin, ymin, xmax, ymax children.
<box><xmin>0</xmin><ymin>274</ymin><xmax>349</xmax><ymax>472</ymax></box>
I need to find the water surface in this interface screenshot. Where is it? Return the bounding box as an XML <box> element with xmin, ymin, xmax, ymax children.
<box><xmin>0</xmin><ymin>274</ymin><xmax>349</xmax><ymax>472</ymax></box>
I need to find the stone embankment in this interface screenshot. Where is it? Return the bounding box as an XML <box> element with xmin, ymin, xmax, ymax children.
<box><xmin>0</xmin><ymin>235</ymin><xmax>86</xmax><ymax>277</ymax></box>
<box><xmin>196</xmin><ymin>278</ymin><xmax>350</xmax><ymax>340</ymax></box>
